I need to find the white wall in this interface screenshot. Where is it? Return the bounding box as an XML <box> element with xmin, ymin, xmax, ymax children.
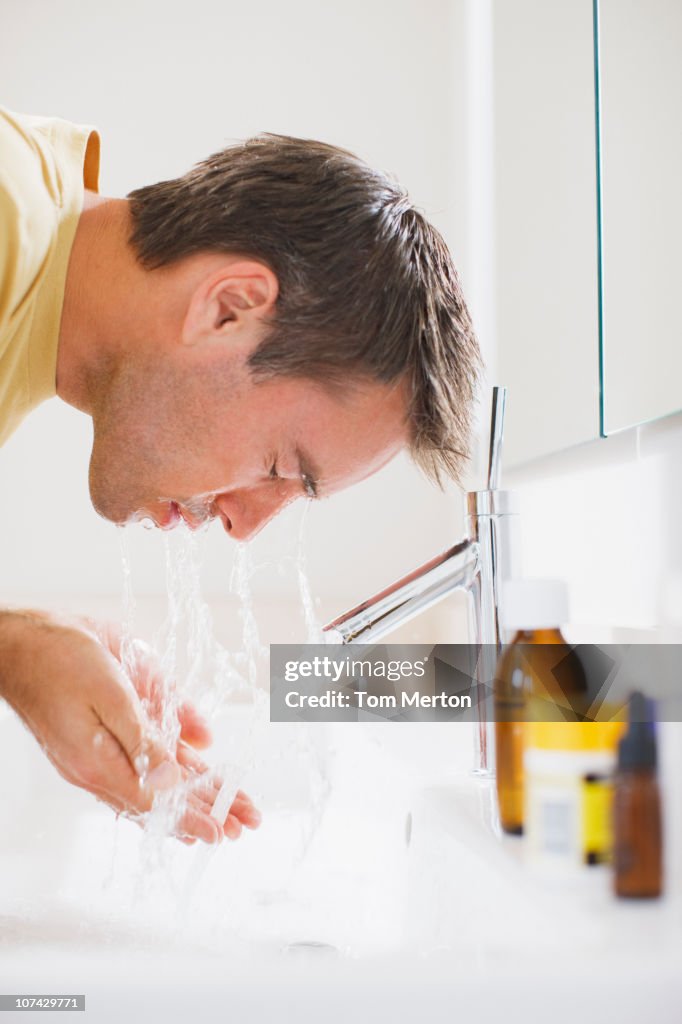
<box><xmin>506</xmin><ymin>412</ymin><xmax>681</xmax><ymax>636</ymax></box>
<box><xmin>5</xmin><ymin>3</ymin><xmax>675</xmax><ymax>656</ymax></box>
<box><xmin>2</xmin><ymin>0</ymin><xmax>678</xmax><ymax>647</ymax></box>
<box><xmin>0</xmin><ymin>0</ymin><xmax>486</xmax><ymax>647</ymax></box>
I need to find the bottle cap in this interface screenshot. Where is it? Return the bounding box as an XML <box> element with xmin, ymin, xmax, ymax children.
<box><xmin>501</xmin><ymin>577</ymin><xmax>569</xmax><ymax>631</ymax></box>
<box><xmin>618</xmin><ymin>691</ymin><xmax>658</xmax><ymax>771</ymax></box>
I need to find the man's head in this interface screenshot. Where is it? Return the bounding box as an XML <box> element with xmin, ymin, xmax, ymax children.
<box><xmin>84</xmin><ymin>134</ymin><xmax>480</xmax><ymax>539</ymax></box>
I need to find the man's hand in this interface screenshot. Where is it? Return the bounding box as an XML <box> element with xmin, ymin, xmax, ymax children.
<box><xmin>0</xmin><ymin>610</ymin><xmax>261</xmax><ymax>844</ymax></box>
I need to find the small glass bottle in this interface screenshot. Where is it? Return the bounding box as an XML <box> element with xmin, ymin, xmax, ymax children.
<box><xmin>494</xmin><ymin>578</ymin><xmax>583</xmax><ymax>835</ymax></box>
<box><xmin>613</xmin><ymin>692</ymin><xmax>663</xmax><ymax>899</ymax></box>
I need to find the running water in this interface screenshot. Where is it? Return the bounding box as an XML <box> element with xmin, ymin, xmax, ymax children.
<box><xmin>296</xmin><ymin>502</ymin><xmax>325</xmax><ymax>644</ymax></box>
<box><xmin>114</xmin><ymin>504</ymin><xmax>330</xmax><ymax>915</ymax></box>
<box><xmin>177</xmin><ymin>536</ymin><xmax>270</xmax><ymax>910</ymax></box>
<box><xmin>230</xmin><ymin>542</ymin><xmax>268</xmax><ymax>686</ymax></box>
<box><xmin>291</xmin><ymin>503</ymin><xmax>331</xmax><ymax>853</ymax></box>
<box><xmin>117</xmin><ymin>527</ymin><xmax>138</xmax><ymax>684</ymax></box>
<box><xmin>156</xmin><ymin>525</ymin><xmax>250</xmax><ymax>720</ymax></box>
<box><xmin>149</xmin><ymin>527</ymin><xmax>258</xmax><ymax>854</ymax></box>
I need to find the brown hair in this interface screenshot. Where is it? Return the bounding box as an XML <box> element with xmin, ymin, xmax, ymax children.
<box><xmin>128</xmin><ymin>134</ymin><xmax>481</xmax><ymax>484</ymax></box>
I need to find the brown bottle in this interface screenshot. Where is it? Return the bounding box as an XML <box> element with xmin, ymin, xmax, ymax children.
<box><xmin>495</xmin><ymin>579</ymin><xmax>586</xmax><ymax>835</ymax></box>
<box><xmin>613</xmin><ymin>692</ymin><xmax>663</xmax><ymax>899</ymax></box>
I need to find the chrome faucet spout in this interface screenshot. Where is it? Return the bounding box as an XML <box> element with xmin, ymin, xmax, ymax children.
<box><xmin>323</xmin><ymin>538</ymin><xmax>480</xmax><ymax>645</ymax></box>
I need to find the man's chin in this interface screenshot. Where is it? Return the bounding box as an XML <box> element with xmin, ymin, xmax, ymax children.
<box><xmin>88</xmin><ymin>484</ymin><xmax>143</xmax><ymax>528</ymax></box>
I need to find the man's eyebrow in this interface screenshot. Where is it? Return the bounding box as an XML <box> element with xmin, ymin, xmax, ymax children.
<box><xmin>295</xmin><ymin>445</ymin><xmax>320</xmax><ymax>499</ymax></box>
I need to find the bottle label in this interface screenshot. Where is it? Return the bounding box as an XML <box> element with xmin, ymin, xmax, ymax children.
<box><xmin>526</xmin><ymin>776</ymin><xmax>580</xmax><ymax>863</ymax></box>
<box><xmin>581</xmin><ymin>774</ymin><xmax>614</xmax><ymax>865</ymax></box>
<box><xmin>526</xmin><ymin>771</ymin><xmax>614</xmax><ymax>868</ymax></box>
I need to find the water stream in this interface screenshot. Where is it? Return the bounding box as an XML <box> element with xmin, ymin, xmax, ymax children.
<box><xmin>112</xmin><ymin>506</ymin><xmax>330</xmax><ymax>920</ymax></box>
<box><xmin>296</xmin><ymin>502</ymin><xmax>325</xmax><ymax>644</ymax></box>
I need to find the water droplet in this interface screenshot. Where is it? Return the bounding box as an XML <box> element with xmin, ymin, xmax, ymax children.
<box><xmin>134</xmin><ymin>752</ymin><xmax>150</xmax><ymax>785</ymax></box>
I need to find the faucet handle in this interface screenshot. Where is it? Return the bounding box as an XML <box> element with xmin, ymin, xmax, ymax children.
<box><xmin>487</xmin><ymin>386</ymin><xmax>507</xmax><ymax>491</ymax></box>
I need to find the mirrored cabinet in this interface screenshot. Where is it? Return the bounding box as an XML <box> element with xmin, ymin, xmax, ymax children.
<box><xmin>598</xmin><ymin>0</ymin><xmax>682</xmax><ymax>434</ymax></box>
<box><xmin>494</xmin><ymin>0</ymin><xmax>681</xmax><ymax>466</ymax></box>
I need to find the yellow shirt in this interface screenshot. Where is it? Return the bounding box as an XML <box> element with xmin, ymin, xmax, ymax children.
<box><xmin>0</xmin><ymin>108</ymin><xmax>100</xmax><ymax>446</ymax></box>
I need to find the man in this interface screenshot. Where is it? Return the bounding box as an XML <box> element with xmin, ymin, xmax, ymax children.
<box><xmin>0</xmin><ymin>107</ymin><xmax>480</xmax><ymax>845</ymax></box>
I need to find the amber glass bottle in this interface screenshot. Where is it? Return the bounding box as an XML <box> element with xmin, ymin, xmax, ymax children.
<box><xmin>494</xmin><ymin>579</ymin><xmax>585</xmax><ymax>835</ymax></box>
<box><xmin>613</xmin><ymin>692</ymin><xmax>663</xmax><ymax>899</ymax></box>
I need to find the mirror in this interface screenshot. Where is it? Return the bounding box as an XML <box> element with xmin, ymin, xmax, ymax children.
<box><xmin>597</xmin><ymin>0</ymin><xmax>682</xmax><ymax>433</ymax></box>
<box><xmin>494</xmin><ymin>0</ymin><xmax>601</xmax><ymax>467</ymax></box>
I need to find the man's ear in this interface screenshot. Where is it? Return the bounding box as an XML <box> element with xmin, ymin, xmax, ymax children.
<box><xmin>181</xmin><ymin>260</ymin><xmax>278</xmax><ymax>346</ymax></box>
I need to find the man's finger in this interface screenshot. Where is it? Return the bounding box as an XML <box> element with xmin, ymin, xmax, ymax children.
<box><xmin>176</xmin><ymin>740</ymin><xmax>211</xmax><ymax>775</ymax></box>
<box><xmin>223</xmin><ymin>814</ymin><xmax>243</xmax><ymax>840</ymax></box>
<box><xmin>91</xmin><ymin>662</ymin><xmax>181</xmax><ymax>802</ymax></box>
<box><xmin>228</xmin><ymin>799</ymin><xmax>262</xmax><ymax>829</ymax></box>
<box><xmin>179</xmin><ymin>802</ymin><xmax>223</xmax><ymax>845</ymax></box>
<box><xmin>178</xmin><ymin>702</ymin><xmax>212</xmax><ymax>749</ymax></box>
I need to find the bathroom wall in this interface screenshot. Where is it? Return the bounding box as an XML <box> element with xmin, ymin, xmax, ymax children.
<box><xmin>0</xmin><ymin>0</ymin><xmax>487</xmax><ymax>649</ymax></box>
<box><xmin>506</xmin><ymin>416</ymin><xmax>681</xmax><ymax>637</ymax></box>
<box><xmin>1</xmin><ymin>0</ymin><xmax>677</xmax><ymax>652</ymax></box>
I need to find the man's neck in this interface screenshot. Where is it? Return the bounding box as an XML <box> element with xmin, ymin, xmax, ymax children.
<box><xmin>57</xmin><ymin>192</ymin><xmax>135</xmax><ymax>413</ymax></box>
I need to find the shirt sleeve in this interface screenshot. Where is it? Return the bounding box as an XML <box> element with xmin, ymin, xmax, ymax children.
<box><xmin>0</xmin><ymin>108</ymin><xmax>58</xmax><ymax>345</ymax></box>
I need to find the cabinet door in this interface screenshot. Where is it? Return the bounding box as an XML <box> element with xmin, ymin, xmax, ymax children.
<box><xmin>598</xmin><ymin>0</ymin><xmax>682</xmax><ymax>433</ymax></box>
<box><xmin>495</xmin><ymin>0</ymin><xmax>600</xmax><ymax>467</ymax></box>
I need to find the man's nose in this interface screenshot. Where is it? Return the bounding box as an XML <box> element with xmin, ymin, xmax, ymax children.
<box><xmin>213</xmin><ymin>486</ymin><xmax>300</xmax><ymax>542</ymax></box>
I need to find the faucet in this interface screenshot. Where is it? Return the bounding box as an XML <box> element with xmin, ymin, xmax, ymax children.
<box><xmin>322</xmin><ymin>387</ymin><xmax>519</xmax><ymax>773</ymax></box>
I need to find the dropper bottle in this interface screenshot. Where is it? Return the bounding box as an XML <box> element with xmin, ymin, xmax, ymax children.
<box><xmin>613</xmin><ymin>691</ymin><xmax>663</xmax><ymax>899</ymax></box>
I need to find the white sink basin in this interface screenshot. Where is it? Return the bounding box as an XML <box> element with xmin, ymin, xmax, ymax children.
<box><xmin>406</xmin><ymin>777</ymin><xmax>682</xmax><ymax>980</ymax></box>
<box><xmin>2</xmin><ymin>705</ymin><xmax>681</xmax><ymax>1022</ymax></box>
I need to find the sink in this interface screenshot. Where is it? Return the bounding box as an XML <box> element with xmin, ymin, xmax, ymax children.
<box><xmin>2</xmin><ymin>705</ymin><xmax>681</xmax><ymax>1022</ymax></box>
<box><xmin>406</xmin><ymin>777</ymin><xmax>682</xmax><ymax>978</ymax></box>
